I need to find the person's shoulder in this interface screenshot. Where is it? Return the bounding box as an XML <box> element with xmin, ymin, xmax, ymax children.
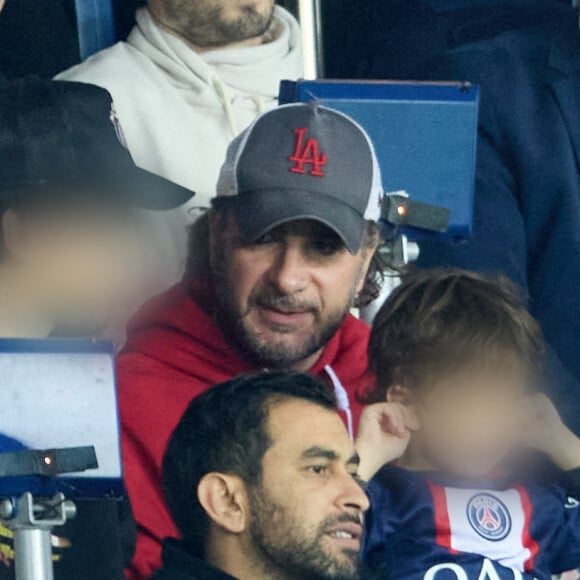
<box><xmin>365</xmin><ymin>466</ymin><xmax>431</xmax><ymax>537</ymax></box>
<box><xmin>325</xmin><ymin>313</ymin><xmax>371</xmax><ymax>371</ymax></box>
<box><xmin>523</xmin><ymin>476</ymin><xmax>579</xmax><ymax>507</ymax></box>
<box><xmin>442</xmin><ymin>7</ymin><xmax>578</xmax><ymax>85</ymax></box>
<box><xmin>319</xmin><ymin>314</ymin><xmax>372</xmax><ymax>388</ymax></box>
<box><xmin>368</xmin><ymin>465</ymin><xmax>426</xmax><ymax>502</ymax></box>
<box><xmin>115</xmin><ymin>284</ymin><xmax>237</xmax><ymax>404</ymax></box>
<box><xmin>56</xmin><ymin>41</ymin><xmax>154</xmax><ymax>86</ymax></box>
<box><xmin>340</xmin><ymin>313</ymin><xmax>371</xmax><ymax>341</ymax></box>
<box><xmin>441</xmin><ymin>35</ymin><xmax>543</xmax><ymax>90</ymax></box>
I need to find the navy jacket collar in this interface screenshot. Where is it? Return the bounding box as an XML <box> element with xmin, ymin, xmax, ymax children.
<box><xmin>154</xmin><ymin>539</ymin><xmax>238</xmax><ymax>580</ymax></box>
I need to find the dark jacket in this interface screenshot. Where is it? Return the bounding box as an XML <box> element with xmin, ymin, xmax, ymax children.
<box><xmin>0</xmin><ymin>0</ymin><xmax>79</xmax><ymax>79</ymax></box>
<box><xmin>326</xmin><ymin>0</ymin><xmax>580</xmax><ymax>432</ymax></box>
<box><xmin>0</xmin><ymin>0</ymin><xmax>139</xmax><ymax>79</ymax></box>
<box><xmin>151</xmin><ymin>540</ymin><xmax>236</xmax><ymax>580</ymax></box>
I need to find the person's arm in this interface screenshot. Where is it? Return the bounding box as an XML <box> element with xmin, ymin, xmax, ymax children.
<box><xmin>355</xmin><ymin>402</ymin><xmax>412</xmax><ymax>483</ymax></box>
<box><xmin>525</xmin><ymin>394</ymin><xmax>580</xmax><ymax>475</ymax></box>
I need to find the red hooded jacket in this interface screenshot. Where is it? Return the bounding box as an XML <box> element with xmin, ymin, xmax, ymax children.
<box><xmin>117</xmin><ymin>282</ymin><xmax>375</xmax><ymax>579</ymax></box>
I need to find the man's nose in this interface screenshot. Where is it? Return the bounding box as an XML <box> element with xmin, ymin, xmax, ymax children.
<box><xmin>267</xmin><ymin>244</ymin><xmax>310</xmax><ymax>294</ymax></box>
<box><xmin>336</xmin><ymin>473</ymin><xmax>370</xmax><ymax>514</ymax></box>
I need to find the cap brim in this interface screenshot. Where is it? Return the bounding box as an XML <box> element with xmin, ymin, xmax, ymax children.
<box><xmin>100</xmin><ymin>167</ymin><xmax>195</xmax><ymax>211</ymax></box>
<box><xmin>229</xmin><ymin>189</ymin><xmax>367</xmax><ymax>254</ymax></box>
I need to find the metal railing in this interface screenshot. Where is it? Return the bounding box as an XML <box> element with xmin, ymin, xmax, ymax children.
<box><xmin>296</xmin><ymin>0</ymin><xmax>324</xmax><ymax>79</ymax></box>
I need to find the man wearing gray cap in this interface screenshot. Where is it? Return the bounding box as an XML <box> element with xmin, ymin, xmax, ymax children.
<box><xmin>116</xmin><ymin>103</ymin><xmax>386</xmax><ymax>579</ymax></box>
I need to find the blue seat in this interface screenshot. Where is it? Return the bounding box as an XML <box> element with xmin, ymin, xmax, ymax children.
<box><xmin>74</xmin><ymin>0</ymin><xmax>116</xmax><ymax>60</ymax></box>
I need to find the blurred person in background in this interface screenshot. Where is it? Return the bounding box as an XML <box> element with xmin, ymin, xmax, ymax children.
<box><xmin>59</xmin><ymin>0</ymin><xmax>303</xmax><ymax>290</ymax></box>
<box><xmin>326</xmin><ymin>0</ymin><xmax>580</xmax><ymax>434</ymax></box>
<box><xmin>0</xmin><ymin>78</ymin><xmax>193</xmax><ymax>579</ymax></box>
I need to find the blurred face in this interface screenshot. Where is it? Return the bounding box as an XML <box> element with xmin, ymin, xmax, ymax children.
<box><xmin>403</xmin><ymin>364</ymin><xmax>529</xmax><ymax>478</ymax></box>
<box><xmin>8</xmin><ymin>200</ymin><xmax>139</xmax><ymax>337</ymax></box>
<box><xmin>210</xmin><ymin>215</ymin><xmax>375</xmax><ymax>371</ymax></box>
<box><xmin>148</xmin><ymin>0</ymin><xmax>275</xmax><ymax>47</ymax></box>
<box><xmin>247</xmin><ymin>399</ymin><xmax>369</xmax><ymax>580</ymax></box>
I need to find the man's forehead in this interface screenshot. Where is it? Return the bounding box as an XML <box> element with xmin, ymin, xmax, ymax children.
<box><xmin>270</xmin><ymin>219</ymin><xmax>341</xmax><ymax>237</ymax></box>
<box><xmin>222</xmin><ymin>210</ymin><xmax>346</xmax><ymax>246</ymax></box>
<box><xmin>229</xmin><ymin>216</ymin><xmax>343</xmax><ymax>244</ymax></box>
<box><xmin>265</xmin><ymin>398</ymin><xmax>356</xmax><ymax>461</ymax></box>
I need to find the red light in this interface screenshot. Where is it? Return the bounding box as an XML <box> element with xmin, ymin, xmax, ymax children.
<box><xmin>397</xmin><ymin>205</ymin><xmax>407</xmax><ymax>217</ymax></box>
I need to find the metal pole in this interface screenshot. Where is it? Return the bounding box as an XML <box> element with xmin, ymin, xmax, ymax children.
<box><xmin>13</xmin><ymin>528</ymin><xmax>54</xmax><ymax>580</ymax></box>
<box><xmin>297</xmin><ymin>0</ymin><xmax>324</xmax><ymax>79</ymax></box>
<box><xmin>1</xmin><ymin>493</ymin><xmax>76</xmax><ymax>580</ymax></box>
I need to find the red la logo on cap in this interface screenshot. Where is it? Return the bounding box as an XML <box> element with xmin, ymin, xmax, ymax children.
<box><xmin>289</xmin><ymin>128</ymin><xmax>327</xmax><ymax>177</ymax></box>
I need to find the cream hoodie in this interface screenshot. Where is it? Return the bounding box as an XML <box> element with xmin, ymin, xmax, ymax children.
<box><xmin>58</xmin><ymin>6</ymin><xmax>302</xmax><ymax>287</ymax></box>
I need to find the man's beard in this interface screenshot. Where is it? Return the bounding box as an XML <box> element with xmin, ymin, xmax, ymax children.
<box><xmin>248</xmin><ymin>487</ymin><xmax>362</xmax><ymax>580</ymax></box>
<box><xmin>162</xmin><ymin>0</ymin><xmax>275</xmax><ymax>47</ymax></box>
<box><xmin>212</xmin><ymin>257</ymin><xmax>358</xmax><ymax>370</ymax></box>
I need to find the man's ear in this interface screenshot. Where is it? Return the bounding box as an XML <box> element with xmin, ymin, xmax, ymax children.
<box><xmin>197</xmin><ymin>473</ymin><xmax>249</xmax><ymax>535</ymax></box>
<box><xmin>386</xmin><ymin>384</ymin><xmax>421</xmax><ymax>431</ymax></box>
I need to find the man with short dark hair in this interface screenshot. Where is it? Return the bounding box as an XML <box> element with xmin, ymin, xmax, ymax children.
<box><xmin>155</xmin><ymin>372</ymin><xmax>392</xmax><ymax>580</ymax></box>
<box><xmin>117</xmin><ymin>103</ymin><xmax>386</xmax><ymax>578</ymax></box>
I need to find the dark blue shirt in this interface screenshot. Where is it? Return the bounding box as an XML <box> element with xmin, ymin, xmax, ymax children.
<box><xmin>364</xmin><ymin>465</ymin><xmax>580</xmax><ymax>579</ymax></box>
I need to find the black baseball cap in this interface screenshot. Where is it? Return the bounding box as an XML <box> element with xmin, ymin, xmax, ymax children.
<box><xmin>0</xmin><ymin>78</ymin><xmax>194</xmax><ymax>210</ymax></box>
<box><xmin>215</xmin><ymin>103</ymin><xmax>383</xmax><ymax>254</ymax></box>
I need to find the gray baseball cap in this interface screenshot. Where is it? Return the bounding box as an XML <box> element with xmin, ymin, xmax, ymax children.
<box><xmin>216</xmin><ymin>103</ymin><xmax>383</xmax><ymax>254</ymax></box>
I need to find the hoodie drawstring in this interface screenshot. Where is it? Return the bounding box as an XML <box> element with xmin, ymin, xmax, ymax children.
<box><xmin>325</xmin><ymin>365</ymin><xmax>354</xmax><ymax>441</ymax></box>
<box><xmin>251</xmin><ymin>95</ymin><xmax>267</xmax><ymax>115</ymax></box>
<box><xmin>211</xmin><ymin>75</ymin><xmax>270</xmax><ymax>138</ymax></box>
<box><xmin>211</xmin><ymin>75</ymin><xmax>239</xmax><ymax>136</ymax></box>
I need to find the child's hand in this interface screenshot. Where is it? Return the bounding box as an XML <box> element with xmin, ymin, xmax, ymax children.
<box><xmin>524</xmin><ymin>393</ymin><xmax>580</xmax><ymax>471</ymax></box>
<box><xmin>356</xmin><ymin>402</ymin><xmax>412</xmax><ymax>482</ymax></box>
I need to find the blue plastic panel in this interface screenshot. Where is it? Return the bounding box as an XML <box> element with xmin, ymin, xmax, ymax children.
<box><xmin>279</xmin><ymin>80</ymin><xmax>479</xmax><ymax>241</ymax></box>
<box><xmin>0</xmin><ymin>339</ymin><xmax>123</xmax><ymax>500</ymax></box>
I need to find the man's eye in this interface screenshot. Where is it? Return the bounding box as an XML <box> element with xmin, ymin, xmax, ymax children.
<box><xmin>307</xmin><ymin>465</ymin><xmax>330</xmax><ymax>475</ymax></box>
<box><xmin>312</xmin><ymin>238</ymin><xmax>343</xmax><ymax>256</ymax></box>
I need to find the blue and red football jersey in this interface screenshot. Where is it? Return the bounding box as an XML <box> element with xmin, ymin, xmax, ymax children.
<box><xmin>363</xmin><ymin>465</ymin><xmax>580</xmax><ymax>579</ymax></box>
